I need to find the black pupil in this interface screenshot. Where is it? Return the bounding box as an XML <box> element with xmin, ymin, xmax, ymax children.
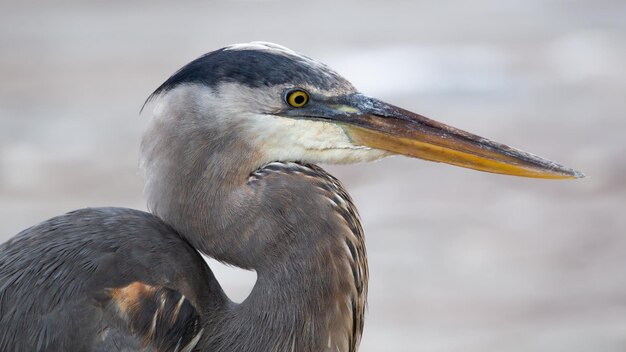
<box><xmin>293</xmin><ymin>94</ymin><xmax>305</xmax><ymax>105</ymax></box>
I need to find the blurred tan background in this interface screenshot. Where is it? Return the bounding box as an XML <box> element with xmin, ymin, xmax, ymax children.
<box><xmin>1</xmin><ymin>0</ymin><xmax>625</xmax><ymax>350</ymax></box>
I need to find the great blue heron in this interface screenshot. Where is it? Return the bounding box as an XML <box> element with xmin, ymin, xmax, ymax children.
<box><xmin>0</xmin><ymin>42</ymin><xmax>582</xmax><ymax>351</ymax></box>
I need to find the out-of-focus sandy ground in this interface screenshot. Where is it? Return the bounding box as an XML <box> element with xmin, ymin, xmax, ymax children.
<box><xmin>1</xmin><ymin>0</ymin><xmax>625</xmax><ymax>350</ymax></box>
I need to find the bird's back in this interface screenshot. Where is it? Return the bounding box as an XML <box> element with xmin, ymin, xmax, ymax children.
<box><xmin>0</xmin><ymin>207</ymin><xmax>225</xmax><ymax>351</ymax></box>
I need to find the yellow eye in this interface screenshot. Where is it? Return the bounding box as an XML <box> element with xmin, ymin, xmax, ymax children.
<box><xmin>286</xmin><ymin>89</ymin><xmax>309</xmax><ymax>108</ymax></box>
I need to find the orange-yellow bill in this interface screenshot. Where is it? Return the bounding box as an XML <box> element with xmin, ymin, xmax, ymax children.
<box><xmin>338</xmin><ymin>95</ymin><xmax>584</xmax><ymax>179</ymax></box>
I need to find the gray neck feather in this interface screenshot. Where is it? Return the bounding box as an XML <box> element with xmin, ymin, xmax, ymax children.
<box><xmin>140</xmin><ymin>86</ymin><xmax>366</xmax><ymax>351</ymax></box>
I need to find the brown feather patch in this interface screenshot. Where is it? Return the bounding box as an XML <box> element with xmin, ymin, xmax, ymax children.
<box><xmin>110</xmin><ymin>281</ymin><xmax>157</xmax><ymax>317</ymax></box>
<box><xmin>107</xmin><ymin>282</ymin><xmax>202</xmax><ymax>352</ymax></box>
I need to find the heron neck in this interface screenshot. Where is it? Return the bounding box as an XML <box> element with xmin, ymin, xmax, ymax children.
<box><xmin>142</xmin><ymin>97</ymin><xmax>366</xmax><ymax>351</ymax></box>
<box><xmin>159</xmin><ymin>156</ymin><xmax>367</xmax><ymax>351</ymax></box>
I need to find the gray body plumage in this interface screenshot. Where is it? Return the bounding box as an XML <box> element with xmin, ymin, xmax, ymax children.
<box><xmin>0</xmin><ymin>207</ymin><xmax>214</xmax><ymax>351</ymax></box>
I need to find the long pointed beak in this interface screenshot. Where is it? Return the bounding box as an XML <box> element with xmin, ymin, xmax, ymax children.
<box><xmin>337</xmin><ymin>94</ymin><xmax>584</xmax><ymax>179</ymax></box>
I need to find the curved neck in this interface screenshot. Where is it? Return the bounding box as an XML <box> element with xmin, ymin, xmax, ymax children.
<box><xmin>141</xmin><ymin>93</ymin><xmax>367</xmax><ymax>351</ymax></box>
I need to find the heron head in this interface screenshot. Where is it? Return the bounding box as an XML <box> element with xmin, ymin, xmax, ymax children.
<box><xmin>145</xmin><ymin>42</ymin><xmax>583</xmax><ymax>179</ymax></box>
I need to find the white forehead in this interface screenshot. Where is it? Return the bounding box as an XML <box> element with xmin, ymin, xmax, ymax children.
<box><xmin>224</xmin><ymin>41</ymin><xmax>333</xmax><ymax>75</ymax></box>
<box><xmin>224</xmin><ymin>41</ymin><xmax>298</xmax><ymax>56</ymax></box>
